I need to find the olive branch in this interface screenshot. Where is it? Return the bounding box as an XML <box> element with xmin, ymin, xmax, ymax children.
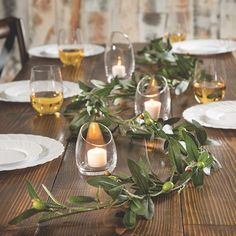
<box><xmin>9</xmin><ymin>39</ymin><xmax>221</xmax><ymax>234</ymax></box>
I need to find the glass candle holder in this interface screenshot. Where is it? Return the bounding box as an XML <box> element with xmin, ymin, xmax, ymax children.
<box><xmin>104</xmin><ymin>31</ymin><xmax>135</xmax><ymax>82</ymax></box>
<box><xmin>76</xmin><ymin>122</ymin><xmax>117</xmax><ymax>176</ymax></box>
<box><xmin>135</xmin><ymin>75</ymin><xmax>171</xmax><ymax>120</ymax></box>
<box><xmin>193</xmin><ymin>60</ymin><xmax>226</xmax><ymax>104</ymax></box>
<box><xmin>30</xmin><ymin>65</ymin><xmax>64</xmax><ymax>115</ymax></box>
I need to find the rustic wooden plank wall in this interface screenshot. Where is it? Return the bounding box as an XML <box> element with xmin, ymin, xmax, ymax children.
<box><xmin>1</xmin><ymin>0</ymin><xmax>236</xmax><ymax>46</ymax></box>
<box><xmin>0</xmin><ymin>0</ymin><xmax>236</xmax><ymax>81</ymax></box>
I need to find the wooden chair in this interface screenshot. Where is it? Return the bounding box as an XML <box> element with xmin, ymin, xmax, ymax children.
<box><xmin>0</xmin><ymin>17</ymin><xmax>29</xmax><ymax>76</ymax></box>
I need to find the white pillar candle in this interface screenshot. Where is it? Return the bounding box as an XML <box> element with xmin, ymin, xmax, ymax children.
<box><xmin>112</xmin><ymin>56</ymin><xmax>126</xmax><ymax>78</ymax></box>
<box><xmin>144</xmin><ymin>99</ymin><xmax>162</xmax><ymax>120</ymax></box>
<box><xmin>87</xmin><ymin>147</ymin><xmax>107</xmax><ymax>168</ymax></box>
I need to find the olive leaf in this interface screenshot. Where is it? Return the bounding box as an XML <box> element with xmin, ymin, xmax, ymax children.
<box><xmin>127</xmin><ymin>159</ymin><xmax>150</xmax><ymax>194</ymax></box>
<box><xmin>26</xmin><ymin>181</ymin><xmax>41</xmax><ymax>200</ymax></box>
<box><xmin>123</xmin><ymin>210</ymin><xmax>137</xmax><ymax>229</ymax></box>
<box><xmin>9</xmin><ymin>208</ymin><xmax>43</xmax><ymax>225</ymax></box>
<box><xmin>68</xmin><ymin>196</ymin><xmax>97</xmax><ymax>204</ymax></box>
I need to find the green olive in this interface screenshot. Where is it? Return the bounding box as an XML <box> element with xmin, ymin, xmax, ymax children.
<box><xmin>32</xmin><ymin>199</ymin><xmax>45</xmax><ymax>210</ymax></box>
<box><xmin>145</xmin><ymin>118</ymin><xmax>153</xmax><ymax>126</ymax></box>
<box><xmin>197</xmin><ymin>161</ymin><xmax>205</xmax><ymax>169</ymax></box>
<box><xmin>162</xmin><ymin>181</ymin><xmax>174</xmax><ymax>192</ymax></box>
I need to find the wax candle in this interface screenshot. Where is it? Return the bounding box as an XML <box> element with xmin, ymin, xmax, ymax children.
<box><xmin>144</xmin><ymin>99</ymin><xmax>161</xmax><ymax>120</ymax></box>
<box><xmin>87</xmin><ymin>147</ymin><xmax>107</xmax><ymax>168</ymax></box>
<box><xmin>112</xmin><ymin>56</ymin><xmax>126</xmax><ymax>78</ymax></box>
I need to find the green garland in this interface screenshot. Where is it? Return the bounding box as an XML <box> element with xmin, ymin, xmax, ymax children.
<box><xmin>9</xmin><ymin>39</ymin><xmax>220</xmax><ymax>234</ymax></box>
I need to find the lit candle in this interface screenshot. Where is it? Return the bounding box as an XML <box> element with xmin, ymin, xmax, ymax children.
<box><xmin>112</xmin><ymin>56</ymin><xmax>126</xmax><ymax>78</ymax></box>
<box><xmin>144</xmin><ymin>99</ymin><xmax>161</xmax><ymax>120</ymax></box>
<box><xmin>87</xmin><ymin>147</ymin><xmax>107</xmax><ymax>168</ymax></box>
<box><xmin>86</xmin><ymin>122</ymin><xmax>105</xmax><ymax>145</ymax></box>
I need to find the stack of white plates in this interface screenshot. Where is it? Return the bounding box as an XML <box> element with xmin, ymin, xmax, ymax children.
<box><xmin>0</xmin><ymin>134</ymin><xmax>64</xmax><ymax>171</ymax></box>
<box><xmin>0</xmin><ymin>80</ymin><xmax>80</xmax><ymax>102</ymax></box>
<box><xmin>183</xmin><ymin>101</ymin><xmax>236</xmax><ymax>129</ymax></box>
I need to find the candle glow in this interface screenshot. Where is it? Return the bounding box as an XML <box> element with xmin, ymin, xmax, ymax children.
<box><xmin>87</xmin><ymin>147</ymin><xmax>107</xmax><ymax>168</ymax></box>
<box><xmin>144</xmin><ymin>99</ymin><xmax>161</xmax><ymax>120</ymax></box>
<box><xmin>112</xmin><ymin>56</ymin><xmax>126</xmax><ymax>78</ymax></box>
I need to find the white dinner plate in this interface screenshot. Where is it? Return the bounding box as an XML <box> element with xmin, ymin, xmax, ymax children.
<box><xmin>0</xmin><ymin>140</ymin><xmax>42</xmax><ymax>166</ymax></box>
<box><xmin>0</xmin><ymin>80</ymin><xmax>80</xmax><ymax>102</ymax></box>
<box><xmin>172</xmin><ymin>39</ymin><xmax>236</xmax><ymax>55</ymax></box>
<box><xmin>28</xmin><ymin>44</ymin><xmax>105</xmax><ymax>58</ymax></box>
<box><xmin>183</xmin><ymin>100</ymin><xmax>236</xmax><ymax>129</ymax></box>
<box><xmin>0</xmin><ymin>134</ymin><xmax>64</xmax><ymax>171</ymax></box>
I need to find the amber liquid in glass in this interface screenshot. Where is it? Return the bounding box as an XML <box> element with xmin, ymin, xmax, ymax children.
<box><xmin>59</xmin><ymin>48</ymin><xmax>84</xmax><ymax>66</ymax></box>
<box><xmin>31</xmin><ymin>91</ymin><xmax>63</xmax><ymax>115</ymax></box>
<box><xmin>168</xmin><ymin>33</ymin><xmax>186</xmax><ymax>43</ymax></box>
<box><xmin>193</xmin><ymin>81</ymin><xmax>226</xmax><ymax>104</ymax></box>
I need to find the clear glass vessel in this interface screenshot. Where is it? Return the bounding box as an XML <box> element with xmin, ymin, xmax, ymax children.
<box><xmin>57</xmin><ymin>28</ymin><xmax>84</xmax><ymax>66</ymax></box>
<box><xmin>135</xmin><ymin>75</ymin><xmax>171</xmax><ymax>120</ymax></box>
<box><xmin>76</xmin><ymin>122</ymin><xmax>117</xmax><ymax>176</ymax></box>
<box><xmin>30</xmin><ymin>65</ymin><xmax>64</xmax><ymax>115</ymax></box>
<box><xmin>104</xmin><ymin>31</ymin><xmax>135</xmax><ymax>82</ymax></box>
<box><xmin>193</xmin><ymin>60</ymin><xmax>226</xmax><ymax>104</ymax></box>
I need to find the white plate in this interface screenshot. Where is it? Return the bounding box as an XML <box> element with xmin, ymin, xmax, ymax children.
<box><xmin>172</xmin><ymin>39</ymin><xmax>236</xmax><ymax>55</ymax></box>
<box><xmin>0</xmin><ymin>80</ymin><xmax>80</xmax><ymax>102</ymax></box>
<box><xmin>0</xmin><ymin>140</ymin><xmax>42</xmax><ymax>166</ymax></box>
<box><xmin>183</xmin><ymin>100</ymin><xmax>236</xmax><ymax>129</ymax></box>
<box><xmin>0</xmin><ymin>134</ymin><xmax>64</xmax><ymax>171</ymax></box>
<box><xmin>28</xmin><ymin>44</ymin><xmax>105</xmax><ymax>58</ymax></box>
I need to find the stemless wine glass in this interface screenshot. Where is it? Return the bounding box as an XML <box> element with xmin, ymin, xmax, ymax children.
<box><xmin>104</xmin><ymin>31</ymin><xmax>135</xmax><ymax>82</ymax></box>
<box><xmin>76</xmin><ymin>122</ymin><xmax>117</xmax><ymax>176</ymax></box>
<box><xmin>193</xmin><ymin>60</ymin><xmax>226</xmax><ymax>104</ymax></box>
<box><xmin>30</xmin><ymin>65</ymin><xmax>64</xmax><ymax>115</ymax></box>
<box><xmin>135</xmin><ymin>75</ymin><xmax>171</xmax><ymax>120</ymax></box>
<box><xmin>164</xmin><ymin>10</ymin><xmax>188</xmax><ymax>44</ymax></box>
<box><xmin>57</xmin><ymin>28</ymin><xmax>84</xmax><ymax>66</ymax></box>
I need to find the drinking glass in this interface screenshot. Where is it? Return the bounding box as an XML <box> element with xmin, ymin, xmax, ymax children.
<box><xmin>76</xmin><ymin>122</ymin><xmax>117</xmax><ymax>176</ymax></box>
<box><xmin>135</xmin><ymin>75</ymin><xmax>171</xmax><ymax>120</ymax></box>
<box><xmin>57</xmin><ymin>28</ymin><xmax>84</xmax><ymax>66</ymax></box>
<box><xmin>104</xmin><ymin>31</ymin><xmax>135</xmax><ymax>82</ymax></box>
<box><xmin>30</xmin><ymin>65</ymin><xmax>64</xmax><ymax>115</ymax></box>
<box><xmin>164</xmin><ymin>11</ymin><xmax>188</xmax><ymax>44</ymax></box>
<box><xmin>193</xmin><ymin>60</ymin><xmax>226</xmax><ymax>104</ymax></box>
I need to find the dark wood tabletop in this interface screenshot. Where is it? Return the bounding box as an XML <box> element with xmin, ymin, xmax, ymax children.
<box><xmin>0</xmin><ymin>45</ymin><xmax>236</xmax><ymax>236</ymax></box>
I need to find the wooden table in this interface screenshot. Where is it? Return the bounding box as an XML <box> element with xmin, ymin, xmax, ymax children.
<box><xmin>0</xmin><ymin>46</ymin><xmax>236</xmax><ymax>236</ymax></box>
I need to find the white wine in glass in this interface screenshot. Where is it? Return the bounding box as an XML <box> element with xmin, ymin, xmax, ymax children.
<box><xmin>193</xmin><ymin>61</ymin><xmax>226</xmax><ymax>104</ymax></box>
<box><xmin>58</xmin><ymin>28</ymin><xmax>84</xmax><ymax>66</ymax></box>
<box><xmin>30</xmin><ymin>65</ymin><xmax>64</xmax><ymax>115</ymax></box>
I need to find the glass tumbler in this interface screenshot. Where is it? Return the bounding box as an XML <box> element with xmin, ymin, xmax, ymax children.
<box><xmin>30</xmin><ymin>65</ymin><xmax>64</xmax><ymax>115</ymax></box>
<box><xmin>76</xmin><ymin>122</ymin><xmax>117</xmax><ymax>176</ymax></box>
<box><xmin>57</xmin><ymin>28</ymin><xmax>84</xmax><ymax>66</ymax></box>
<box><xmin>135</xmin><ymin>75</ymin><xmax>171</xmax><ymax>120</ymax></box>
<box><xmin>193</xmin><ymin>60</ymin><xmax>226</xmax><ymax>104</ymax></box>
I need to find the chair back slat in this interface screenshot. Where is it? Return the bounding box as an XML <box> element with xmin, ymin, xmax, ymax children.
<box><xmin>0</xmin><ymin>17</ymin><xmax>29</xmax><ymax>77</ymax></box>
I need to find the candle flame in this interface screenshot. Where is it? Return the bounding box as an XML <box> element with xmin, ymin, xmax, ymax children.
<box><xmin>147</xmin><ymin>77</ymin><xmax>158</xmax><ymax>94</ymax></box>
<box><xmin>86</xmin><ymin>122</ymin><xmax>105</xmax><ymax>145</ymax></box>
<box><xmin>117</xmin><ymin>56</ymin><xmax>122</xmax><ymax>66</ymax></box>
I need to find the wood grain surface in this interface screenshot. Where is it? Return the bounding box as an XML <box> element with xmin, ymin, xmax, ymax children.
<box><xmin>0</xmin><ymin>46</ymin><xmax>235</xmax><ymax>236</ymax></box>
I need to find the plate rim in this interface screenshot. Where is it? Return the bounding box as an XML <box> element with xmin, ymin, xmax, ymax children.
<box><xmin>172</xmin><ymin>39</ymin><xmax>236</xmax><ymax>55</ymax></box>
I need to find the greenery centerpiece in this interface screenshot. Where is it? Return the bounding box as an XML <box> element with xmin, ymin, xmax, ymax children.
<box><xmin>9</xmin><ymin>38</ymin><xmax>221</xmax><ymax>234</ymax></box>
